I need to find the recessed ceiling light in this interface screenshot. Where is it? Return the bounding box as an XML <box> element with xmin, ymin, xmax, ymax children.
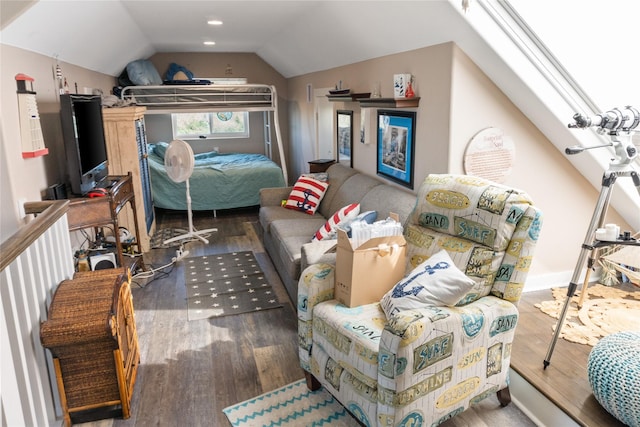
<box><xmin>207</xmin><ymin>20</ymin><xmax>223</xmax><ymax>26</ymax></box>
<box><xmin>204</xmin><ymin>41</ymin><xmax>216</xmax><ymax>46</ymax></box>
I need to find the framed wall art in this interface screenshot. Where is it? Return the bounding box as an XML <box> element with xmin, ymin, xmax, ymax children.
<box><xmin>337</xmin><ymin>110</ymin><xmax>353</xmax><ymax>167</ymax></box>
<box><xmin>376</xmin><ymin>110</ymin><xmax>415</xmax><ymax>188</ymax></box>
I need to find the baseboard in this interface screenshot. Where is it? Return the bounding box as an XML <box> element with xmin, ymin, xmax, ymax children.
<box><xmin>510</xmin><ymin>368</ymin><xmax>580</xmax><ymax>427</ymax></box>
<box><xmin>523</xmin><ymin>268</ymin><xmax>603</xmax><ymax>293</ymax></box>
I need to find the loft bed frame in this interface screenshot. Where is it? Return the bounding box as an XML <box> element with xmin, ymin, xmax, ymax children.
<box><xmin>119</xmin><ymin>83</ymin><xmax>288</xmax><ymax>183</ymax></box>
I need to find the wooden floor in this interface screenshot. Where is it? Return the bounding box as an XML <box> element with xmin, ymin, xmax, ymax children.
<box><xmin>512</xmin><ymin>288</ymin><xmax>626</xmax><ymax>426</ymax></box>
<box><xmin>72</xmin><ymin>207</ymin><xmax>614</xmax><ymax>427</ymax></box>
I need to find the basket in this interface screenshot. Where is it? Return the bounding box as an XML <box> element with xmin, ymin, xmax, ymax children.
<box><xmin>40</xmin><ymin>268</ymin><xmax>138</xmax><ymax>426</ymax></box>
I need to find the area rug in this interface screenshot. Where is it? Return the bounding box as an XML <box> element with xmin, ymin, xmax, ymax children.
<box><xmin>535</xmin><ymin>284</ymin><xmax>640</xmax><ymax>346</ymax></box>
<box><xmin>223</xmin><ymin>379</ymin><xmax>360</xmax><ymax>427</ymax></box>
<box><xmin>150</xmin><ymin>227</ymin><xmax>189</xmax><ymax>248</ymax></box>
<box><xmin>184</xmin><ymin>251</ymin><xmax>282</xmax><ymax>320</ymax></box>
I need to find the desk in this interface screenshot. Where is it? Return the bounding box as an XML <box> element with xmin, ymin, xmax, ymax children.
<box><xmin>25</xmin><ymin>174</ymin><xmax>144</xmax><ymax>271</ymax></box>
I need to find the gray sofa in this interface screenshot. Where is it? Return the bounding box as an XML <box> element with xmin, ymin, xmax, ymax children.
<box><xmin>258</xmin><ymin>163</ymin><xmax>416</xmax><ymax>302</ymax></box>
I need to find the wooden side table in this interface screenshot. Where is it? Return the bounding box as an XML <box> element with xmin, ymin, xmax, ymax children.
<box><xmin>308</xmin><ymin>159</ymin><xmax>335</xmax><ymax>173</ymax></box>
<box><xmin>25</xmin><ymin>173</ymin><xmax>144</xmax><ymax>272</ymax></box>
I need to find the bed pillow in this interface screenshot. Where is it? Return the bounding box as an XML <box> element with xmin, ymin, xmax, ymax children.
<box><xmin>380</xmin><ymin>249</ymin><xmax>476</xmax><ymax>318</ymax></box>
<box><xmin>312</xmin><ymin>203</ymin><xmax>360</xmax><ymax>241</ymax></box>
<box><xmin>283</xmin><ymin>176</ymin><xmax>329</xmax><ymax>215</ymax></box>
<box><xmin>165</xmin><ymin>62</ymin><xmax>194</xmax><ymax>81</ymax></box>
<box><xmin>126</xmin><ymin>59</ymin><xmax>163</xmax><ymax>86</ymax></box>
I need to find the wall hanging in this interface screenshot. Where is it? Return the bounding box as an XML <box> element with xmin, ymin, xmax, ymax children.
<box><xmin>377</xmin><ymin>110</ymin><xmax>415</xmax><ymax>188</ymax></box>
<box><xmin>463</xmin><ymin>127</ymin><xmax>515</xmax><ymax>183</ymax></box>
<box><xmin>16</xmin><ymin>74</ymin><xmax>48</xmax><ymax>158</ymax></box>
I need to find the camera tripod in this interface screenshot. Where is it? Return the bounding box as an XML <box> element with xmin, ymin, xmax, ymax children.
<box><xmin>543</xmin><ymin>112</ymin><xmax>640</xmax><ymax>369</ymax></box>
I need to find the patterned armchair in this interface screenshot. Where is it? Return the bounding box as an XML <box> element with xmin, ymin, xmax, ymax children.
<box><xmin>298</xmin><ymin>174</ymin><xmax>543</xmax><ymax>427</ymax></box>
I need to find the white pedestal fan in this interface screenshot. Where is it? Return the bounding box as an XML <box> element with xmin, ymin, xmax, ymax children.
<box><xmin>163</xmin><ymin>139</ymin><xmax>217</xmax><ymax>245</ymax></box>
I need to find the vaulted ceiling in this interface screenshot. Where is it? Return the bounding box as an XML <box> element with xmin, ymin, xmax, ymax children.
<box><xmin>2</xmin><ymin>1</ymin><xmax>638</xmax><ymax>229</ymax></box>
<box><xmin>1</xmin><ymin>0</ymin><xmax>472</xmax><ymax>78</ymax></box>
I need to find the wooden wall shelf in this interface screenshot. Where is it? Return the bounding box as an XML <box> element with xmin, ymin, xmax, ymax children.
<box><xmin>326</xmin><ymin>92</ymin><xmax>371</xmax><ymax>102</ymax></box>
<box><xmin>358</xmin><ymin>97</ymin><xmax>420</xmax><ymax>108</ymax></box>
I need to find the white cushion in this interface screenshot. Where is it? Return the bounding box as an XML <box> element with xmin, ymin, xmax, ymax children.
<box><xmin>380</xmin><ymin>249</ymin><xmax>476</xmax><ymax>318</ymax></box>
<box><xmin>283</xmin><ymin>176</ymin><xmax>330</xmax><ymax>215</ymax></box>
<box><xmin>312</xmin><ymin>203</ymin><xmax>360</xmax><ymax>241</ymax></box>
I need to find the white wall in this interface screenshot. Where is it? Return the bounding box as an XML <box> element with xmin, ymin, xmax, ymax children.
<box><xmin>448</xmin><ymin>45</ymin><xmax>629</xmax><ymax>282</ymax></box>
<box><xmin>287</xmin><ymin>42</ymin><xmax>630</xmax><ymax>285</ymax></box>
<box><xmin>0</xmin><ymin>44</ymin><xmax>115</xmax><ymax>243</ymax></box>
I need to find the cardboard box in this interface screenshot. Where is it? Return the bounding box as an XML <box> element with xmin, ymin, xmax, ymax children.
<box><xmin>334</xmin><ymin>229</ymin><xmax>406</xmax><ymax>307</ymax></box>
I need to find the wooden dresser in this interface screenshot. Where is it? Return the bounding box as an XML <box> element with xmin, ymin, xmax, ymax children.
<box><xmin>40</xmin><ymin>269</ymin><xmax>139</xmax><ymax>426</ymax></box>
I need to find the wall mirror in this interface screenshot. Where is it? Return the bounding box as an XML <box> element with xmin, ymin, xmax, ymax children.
<box><xmin>337</xmin><ymin>110</ymin><xmax>353</xmax><ymax>167</ymax></box>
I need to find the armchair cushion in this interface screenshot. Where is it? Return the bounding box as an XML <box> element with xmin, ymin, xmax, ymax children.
<box><xmin>380</xmin><ymin>249</ymin><xmax>476</xmax><ymax>317</ymax></box>
<box><xmin>312</xmin><ymin>301</ymin><xmax>385</xmax><ymax>389</ymax></box>
<box><xmin>409</xmin><ymin>175</ymin><xmax>533</xmax><ymax>252</ymax></box>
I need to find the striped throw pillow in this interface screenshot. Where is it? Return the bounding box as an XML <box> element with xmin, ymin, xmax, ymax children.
<box><xmin>283</xmin><ymin>176</ymin><xmax>330</xmax><ymax>215</ymax></box>
<box><xmin>313</xmin><ymin>203</ymin><xmax>361</xmax><ymax>241</ymax></box>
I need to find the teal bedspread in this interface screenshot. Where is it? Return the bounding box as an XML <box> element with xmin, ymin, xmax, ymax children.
<box><xmin>148</xmin><ymin>143</ymin><xmax>285</xmax><ymax>211</ymax></box>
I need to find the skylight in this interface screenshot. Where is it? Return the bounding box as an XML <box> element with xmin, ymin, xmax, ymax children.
<box><xmin>508</xmin><ymin>0</ymin><xmax>639</xmax><ymax>114</ymax></box>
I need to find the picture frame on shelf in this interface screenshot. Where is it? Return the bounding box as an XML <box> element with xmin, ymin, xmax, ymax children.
<box><xmin>337</xmin><ymin>110</ymin><xmax>353</xmax><ymax>168</ymax></box>
<box><xmin>376</xmin><ymin>110</ymin><xmax>415</xmax><ymax>188</ymax></box>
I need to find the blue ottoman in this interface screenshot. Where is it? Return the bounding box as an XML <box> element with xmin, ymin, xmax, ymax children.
<box><xmin>587</xmin><ymin>331</ymin><xmax>640</xmax><ymax>427</ymax></box>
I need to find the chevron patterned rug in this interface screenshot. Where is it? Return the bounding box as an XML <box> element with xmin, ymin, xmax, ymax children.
<box><xmin>223</xmin><ymin>379</ymin><xmax>360</xmax><ymax>426</ymax></box>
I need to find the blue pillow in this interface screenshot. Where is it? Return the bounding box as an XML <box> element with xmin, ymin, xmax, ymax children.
<box><xmin>150</xmin><ymin>142</ymin><xmax>169</xmax><ymax>159</ymax></box>
<box><xmin>126</xmin><ymin>59</ymin><xmax>162</xmax><ymax>86</ymax></box>
<box><xmin>165</xmin><ymin>62</ymin><xmax>194</xmax><ymax>81</ymax></box>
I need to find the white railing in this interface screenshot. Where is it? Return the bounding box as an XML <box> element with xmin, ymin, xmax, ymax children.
<box><xmin>1</xmin><ymin>201</ymin><xmax>74</xmax><ymax>426</ymax></box>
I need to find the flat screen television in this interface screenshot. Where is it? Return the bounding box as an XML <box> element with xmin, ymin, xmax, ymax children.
<box><xmin>60</xmin><ymin>94</ymin><xmax>109</xmax><ymax>195</ymax></box>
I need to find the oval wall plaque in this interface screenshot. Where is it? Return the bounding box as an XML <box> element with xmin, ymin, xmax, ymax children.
<box><xmin>464</xmin><ymin>127</ymin><xmax>515</xmax><ymax>183</ymax></box>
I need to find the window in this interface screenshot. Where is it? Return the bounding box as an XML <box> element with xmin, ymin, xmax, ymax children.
<box><xmin>172</xmin><ymin>111</ymin><xmax>250</xmax><ymax>139</ymax></box>
<box><xmin>507</xmin><ymin>0</ymin><xmax>639</xmax><ymax>113</ymax></box>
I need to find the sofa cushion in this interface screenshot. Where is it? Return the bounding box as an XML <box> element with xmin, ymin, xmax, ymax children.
<box><xmin>360</xmin><ymin>184</ymin><xmax>416</xmax><ymax>227</ymax></box>
<box><xmin>284</xmin><ymin>176</ymin><xmax>330</xmax><ymax>215</ymax></box>
<box><xmin>313</xmin><ymin>203</ymin><xmax>360</xmax><ymax>241</ymax></box>
<box><xmin>317</xmin><ymin>164</ymin><xmax>359</xmax><ymax>218</ymax></box>
<box><xmin>409</xmin><ymin>174</ymin><xmax>533</xmax><ymax>252</ymax></box>
<box><xmin>312</xmin><ymin>300</ymin><xmax>384</xmax><ymax>389</ymax></box>
<box><xmin>380</xmin><ymin>249</ymin><xmax>476</xmax><ymax>318</ymax></box>
<box><xmin>259</xmin><ymin>205</ymin><xmax>321</xmax><ymax>234</ymax></box>
<box><xmin>324</xmin><ymin>174</ymin><xmax>381</xmax><ymax>218</ymax></box>
<box><xmin>270</xmin><ymin>219</ymin><xmax>326</xmax><ymax>280</ymax></box>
